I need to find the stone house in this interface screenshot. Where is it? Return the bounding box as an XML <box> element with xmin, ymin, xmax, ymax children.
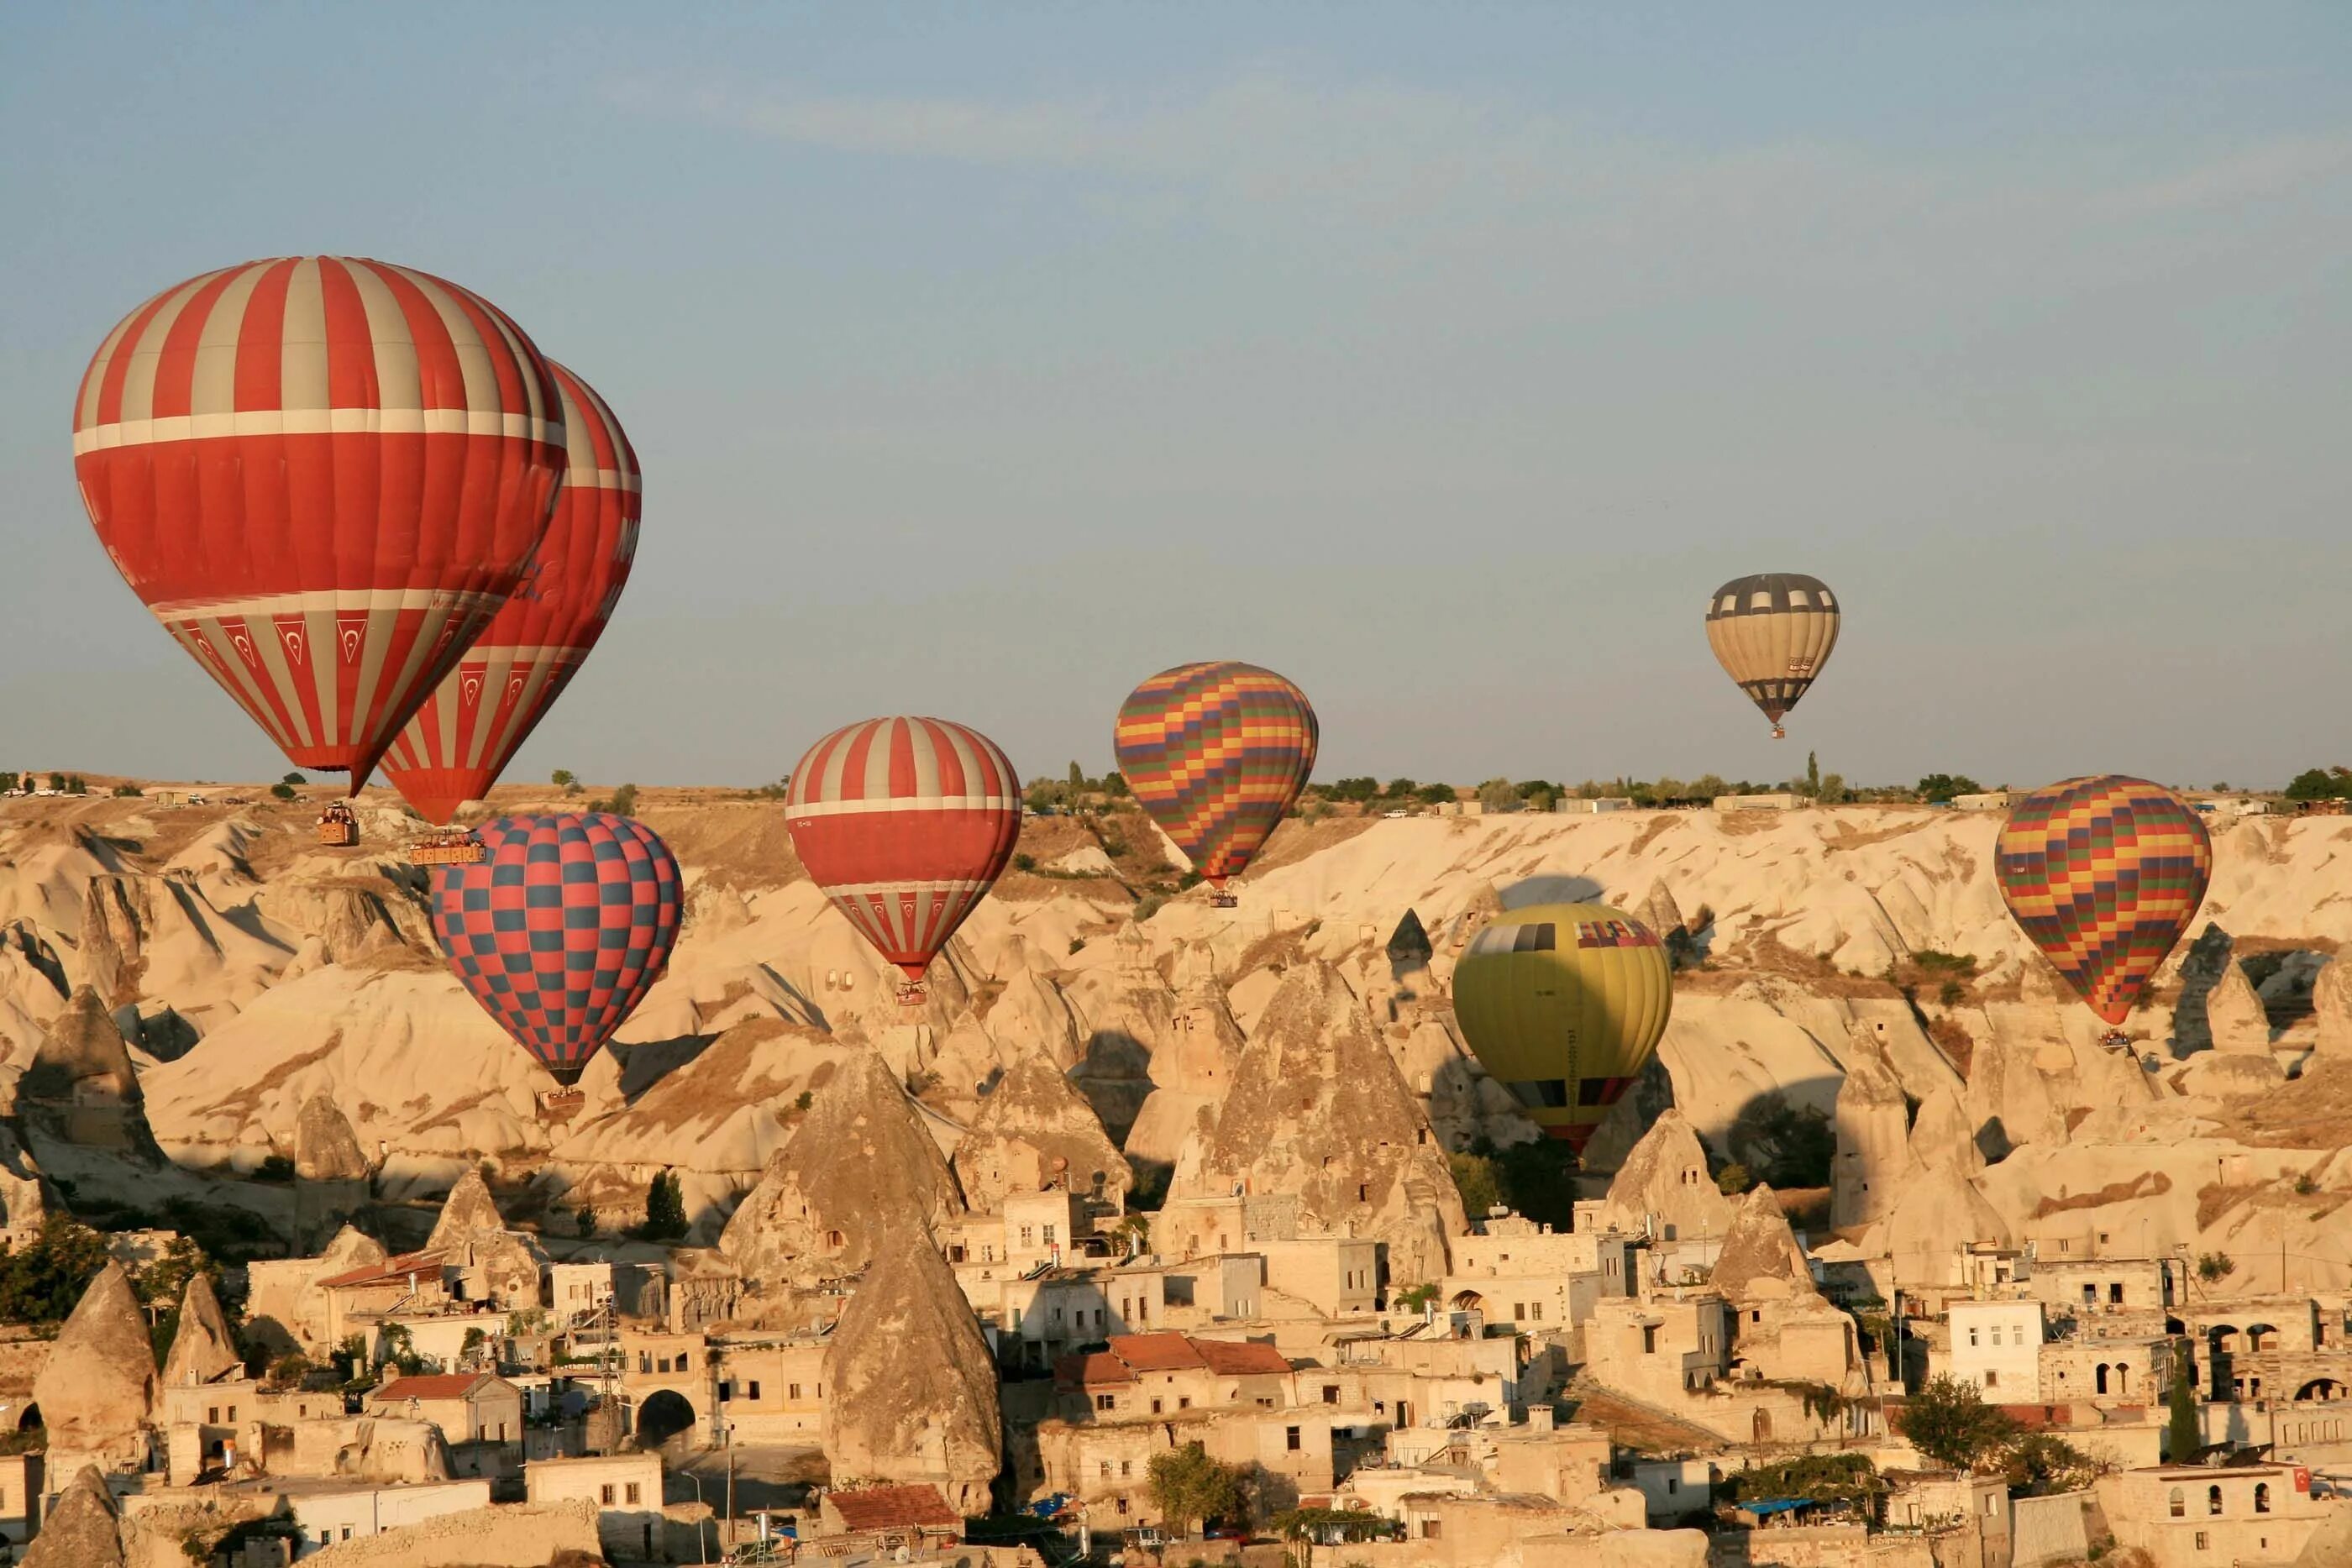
<box><xmin>2103</xmin><ymin>1463</ymin><xmax>2335</xmax><ymax>1566</ymax></box>
<box><xmin>0</xmin><ymin>1452</ymin><xmax>40</xmax><ymax>1548</ymax></box>
<box><xmin>2039</xmin><ymin>1332</ymin><xmax>2171</xmax><ymax>1407</ymax></box>
<box><xmin>1258</xmin><ymin>1237</ymin><xmax>1381</xmax><ymax>1319</ymax></box>
<box><xmin>2025</xmin><ymin>1255</ymin><xmax>2178</xmax><ymax>1316</ymax></box>
<box><xmin>1582</xmin><ymin>1293</ymin><xmax>1730</xmax><ymax>1403</ymax></box>
<box><xmin>319</xmin><ymin>1249</ymin><xmax>452</xmax><ymax>1350</ymax></box>
<box><xmin>366</xmin><ymin>1372</ymin><xmax>524</xmax><ymax>1448</ymax></box>
<box><xmin>1945</xmin><ymin>1300</ymin><xmax>2045</xmax><ymax>1400</ymax></box>
<box><xmin>1882</xmin><ymin>1469</ymin><xmax>2011</xmax><ymax>1560</ymax></box>
<box><xmin>1154</xmin><ymin>1193</ymin><xmax>1301</xmax><ymax>1261</ymax></box>
<box><xmin>619</xmin><ymin>1326</ymin><xmax>713</xmax><ymax>1447</ymax></box>
<box><xmin>816</xmin><ymin>1482</ymin><xmax>964</xmax><ymax>1551</ymax></box>
<box><xmin>711</xmin><ymin>1334</ymin><xmax>828</xmax><ymax>1442</ymax></box>
<box><xmin>1161</xmin><ymin>1255</ymin><xmax>1262</xmax><ymax>1323</ymax></box>
<box><xmin>526</xmin><ymin>1452</ymin><xmax>667</xmax><ymax>1561</ymax></box>
<box><xmin>279</xmin><ymin>1477</ymin><xmax>491</xmax><ymax>1555</ymax></box>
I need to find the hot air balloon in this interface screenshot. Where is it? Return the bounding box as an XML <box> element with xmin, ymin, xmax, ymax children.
<box><xmin>430</xmin><ymin>812</ymin><xmax>682</xmax><ymax>1085</ymax></box>
<box><xmin>1704</xmin><ymin>574</ymin><xmax>1840</xmax><ymax>738</ymax></box>
<box><xmin>785</xmin><ymin>717</ymin><xmax>1021</xmax><ymax>999</ymax></box>
<box><xmin>1997</xmin><ymin>775</ymin><xmax>2212</xmax><ymax>1039</ymax></box>
<box><xmin>73</xmin><ymin>257</ymin><xmax>567</xmax><ymax>794</ymax></box>
<box><xmin>1452</xmin><ymin>903</ymin><xmax>1672</xmax><ymax>1153</ymax></box>
<box><xmin>385</xmin><ymin>361</ymin><xmax>642</xmax><ymax>825</ymax></box>
<box><xmin>1114</xmin><ymin>662</ymin><xmax>1317</xmax><ymax>907</ymax></box>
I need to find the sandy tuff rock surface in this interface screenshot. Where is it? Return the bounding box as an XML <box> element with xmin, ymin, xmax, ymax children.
<box><xmin>822</xmin><ymin>1217</ymin><xmax>1002</xmax><ymax>1513</ymax></box>
<box><xmin>1709</xmin><ymin>1185</ymin><xmax>1820</xmax><ymax>1305</ymax></box>
<box><xmin>1168</xmin><ymin>961</ymin><xmax>1466</xmax><ymax>1284</ymax></box>
<box><xmin>34</xmin><ymin>1260</ymin><xmax>155</xmax><ymax>1469</ymax></box>
<box><xmin>161</xmin><ymin>1270</ymin><xmax>242</xmax><ymax>1387</ymax></box>
<box><xmin>952</xmin><ymin>1045</ymin><xmax>1131</xmax><ymax>1213</ymax></box>
<box><xmin>295</xmin><ymin>1092</ymin><xmax>372</xmax><ymax>1181</ymax></box>
<box><xmin>721</xmin><ymin>1048</ymin><xmax>966</xmax><ymax>1290</ymax></box>
<box><xmin>24</xmin><ymin>1465</ymin><xmax>126</xmax><ymax>1567</ymax></box>
<box><xmin>1597</xmin><ymin>1109</ymin><xmax>1733</xmax><ymax>1241</ymax></box>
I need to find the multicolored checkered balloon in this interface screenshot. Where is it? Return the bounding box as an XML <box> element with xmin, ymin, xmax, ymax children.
<box><xmin>1115</xmin><ymin>662</ymin><xmax>1317</xmax><ymax>890</ymax></box>
<box><xmin>1997</xmin><ymin>775</ymin><xmax>2212</xmax><ymax>1027</ymax></box>
<box><xmin>430</xmin><ymin>812</ymin><xmax>682</xmax><ymax>1084</ymax></box>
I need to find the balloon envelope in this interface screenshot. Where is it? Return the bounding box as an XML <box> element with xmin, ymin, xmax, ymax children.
<box><xmin>430</xmin><ymin>812</ymin><xmax>682</xmax><ymax>1084</ymax></box>
<box><xmin>1114</xmin><ymin>662</ymin><xmax>1317</xmax><ymax>889</ymax></box>
<box><xmin>1704</xmin><ymin>573</ymin><xmax>1840</xmax><ymax>732</ymax></box>
<box><xmin>74</xmin><ymin>257</ymin><xmax>567</xmax><ymax>789</ymax></box>
<box><xmin>386</xmin><ymin>361</ymin><xmax>642</xmax><ymax>822</ymax></box>
<box><xmin>1997</xmin><ymin>775</ymin><xmax>2212</xmax><ymax>1027</ymax></box>
<box><xmin>785</xmin><ymin>717</ymin><xmax>1021</xmax><ymax>983</ymax></box>
<box><xmin>1452</xmin><ymin>903</ymin><xmax>1673</xmax><ymax>1152</ymax></box>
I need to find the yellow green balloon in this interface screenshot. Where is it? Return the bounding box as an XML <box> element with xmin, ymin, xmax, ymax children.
<box><xmin>1452</xmin><ymin>903</ymin><xmax>1673</xmax><ymax>1153</ymax></box>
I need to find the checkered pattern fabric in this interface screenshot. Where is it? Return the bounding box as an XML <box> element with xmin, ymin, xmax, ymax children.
<box><xmin>1997</xmin><ymin>775</ymin><xmax>2212</xmax><ymax>1026</ymax></box>
<box><xmin>430</xmin><ymin>812</ymin><xmax>682</xmax><ymax>1083</ymax></box>
<box><xmin>1113</xmin><ymin>662</ymin><xmax>1318</xmax><ymax>889</ymax></box>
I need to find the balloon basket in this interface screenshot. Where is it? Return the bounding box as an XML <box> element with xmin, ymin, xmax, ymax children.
<box><xmin>1770</xmin><ymin>726</ymin><xmax>1787</xmax><ymax>740</ymax></box>
<box><xmin>1210</xmin><ymin>891</ymin><xmax>1239</xmax><ymax>910</ymax></box>
<box><xmin>2099</xmin><ymin>1030</ymin><xmax>2133</xmax><ymax>1054</ymax></box>
<box><xmin>315</xmin><ymin>804</ymin><xmax>360</xmax><ymax>848</ymax></box>
<box><xmin>895</xmin><ymin>980</ymin><xmax>928</xmax><ymax>1006</ymax></box>
<box><xmin>409</xmin><ymin>831</ymin><xmax>486</xmax><ymax>868</ymax></box>
<box><xmin>539</xmin><ymin>1087</ymin><xmax>585</xmax><ymax>1120</ymax></box>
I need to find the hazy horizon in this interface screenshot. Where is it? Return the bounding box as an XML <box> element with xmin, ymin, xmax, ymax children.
<box><xmin>6</xmin><ymin>5</ymin><xmax>2348</xmax><ymax>794</ymax></box>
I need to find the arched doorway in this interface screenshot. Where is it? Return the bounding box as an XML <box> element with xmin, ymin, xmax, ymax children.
<box><xmin>2297</xmin><ymin>1378</ymin><xmax>2346</xmax><ymax>1403</ymax></box>
<box><xmin>635</xmin><ymin>1388</ymin><xmax>699</xmax><ymax>1450</ymax></box>
<box><xmin>1752</xmin><ymin>1410</ymin><xmax>1772</xmax><ymax>1442</ymax></box>
<box><xmin>1451</xmin><ymin>1291</ymin><xmax>1484</xmax><ymax>1313</ymax></box>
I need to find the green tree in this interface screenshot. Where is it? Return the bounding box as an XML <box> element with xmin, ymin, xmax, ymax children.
<box><xmin>1819</xmin><ymin>772</ymin><xmax>1848</xmax><ymax>805</ymax></box>
<box><xmin>2285</xmin><ymin>768</ymin><xmax>2351</xmax><ymax>801</ymax></box>
<box><xmin>282</xmin><ymin>772</ymin><xmax>306</xmax><ymax>787</ymax></box>
<box><xmin>1326</xmin><ymin>777</ymin><xmax>1379</xmax><ymax>803</ymax></box>
<box><xmin>1916</xmin><ymin>774</ymin><xmax>1983</xmax><ymax>804</ymax></box>
<box><xmin>1715</xmin><ymin>1163</ymin><xmax>1754</xmax><ymax>1195</ymax></box>
<box><xmin>1730</xmin><ymin>1453</ymin><xmax>1883</xmax><ymax>1510</ymax></box>
<box><xmin>2003</xmin><ymin>1431</ymin><xmax>2098</xmax><ymax>1495</ymax></box>
<box><xmin>2197</xmin><ymin>1251</ymin><xmax>2235</xmax><ymax>1283</ymax></box>
<box><xmin>1102</xmin><ymin>771</ymin><xmax>1130</xmax><ymax>798</ymax></box>
<box><xmin>270</xmin><ymin>782</ymin><xmax>297</xmax><ymax>801</ymax></box>
<box><xmin>1413</xmin><ymin>782</ymin><xmax>1454</xmax><ymax>806</ymax></box>
<box><xmin>636</xmin><ymin>1168</ymin><xmax>688</xmax><ymax>1241</ymax></box>
<box><xmin>551</xmin><ymin>769</ymin><xmax>576</xmax><ymax>789</ymax></box>
<box><xmin>1475</xmin><ymin>778</ymin><xmax>1519</xmax><ymax>814</ymax></box>
<box><xmin>1726</xmin><ymin>1093</ymin><xmax>1837</xmax><ymax>1188</ymax></box>
<box><xmin>1146</xmin><ymin>1441</ymin><xmax>1251</xmax><ymax>1535</ymax></box>
<box><xmin>1449</xmin><ymin>1152</ymin><xmax>1502</xmax><ymax>1218</ymax></box>
<box><xmin>2166</xmin><ymin>1350</ymin><xmax>2200</xmax><ymax>1461</ymax></box>
<box><xmin>1897</xmin><ymin>1374</ymin><xmax>2019</xmax><ymax>1472</ymax></box>
<box><xmin>1383</xmin><ymin>778</ymin><xmax>1420</xmax><ymax>801</ymax></box>
<box><xmin>0</xmin><ymin>1214</ymin><xmax>111</xmax><ymax>1326</ymax></box>
<box><xmin>593</xmin><ymin>782</ymin><xmax>639</xmax><ymax>817</ymax></box>
<box><xmin>1068</xmin><ymin>761</ymin><xmax>1085</xmax><ymax>794</ymax></box>
<box><xmin>1805</xmin><ymin>751</ymin><xmax>1820</xmax><ymax>798</ymax></box>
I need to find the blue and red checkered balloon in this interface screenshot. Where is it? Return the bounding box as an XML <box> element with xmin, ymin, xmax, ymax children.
<box><xmin>429</xmin><ymin>813</ymin><xmax>683</xmax><ymax>1084</ymax></box>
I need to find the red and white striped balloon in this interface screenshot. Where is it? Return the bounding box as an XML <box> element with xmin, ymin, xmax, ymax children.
<box><xmin>384</xmin><ymin>360</ymin><xmax>642</xmax><ymax>823</ymax></box>
<box><xmin>72</xmin><ymin>256</ymin><xmax>567</xmax><ymax>790</ymax></box>
<box><xmin>785</xmin><ymin>717</ymin><xmax>1021</xmax><ymax>983</ymax></box>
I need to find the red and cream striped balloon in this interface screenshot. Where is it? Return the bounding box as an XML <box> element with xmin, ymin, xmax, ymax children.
<box><xmin>785</xmin><ymin>717</ymin><xmax>1021</xmax><ymax>983</ymax></box>
<box><xmin>72</xmin><ymin>256</ymin><xmax>567</xmax><ymax>790</ymax></box>
<box><xmin>384</xmin><ymin>361</ymin><xmax>642</xmax><ymax>823</ymax></box>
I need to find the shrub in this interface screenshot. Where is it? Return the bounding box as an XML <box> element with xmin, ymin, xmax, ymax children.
<box><xmin>1715</xmin><ymin>1163</ymin><xmax>1754</xmax><ymax>1195</ymax></box>
<box><xmin>2197</xmin><ymin>1251</ymin><xmax>2236</xmax><ymax>1283</ymax></box>
<box><xmin>1012</xmin><ymin>852</ymin><xmax>1037</xmax><ymax>873</ymax></box>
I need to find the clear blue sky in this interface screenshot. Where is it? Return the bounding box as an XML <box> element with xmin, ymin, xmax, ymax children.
<box><xmin>5</xmin><ymin>4</ymin><xmax>2347</xmax><ymax>791</ymax></box>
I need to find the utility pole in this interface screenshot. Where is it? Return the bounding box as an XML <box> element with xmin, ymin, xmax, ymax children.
<box><xmin>725</xmin><ymin>1424</ymin><xmax>737</xmax><ymax>1554</ymax></box>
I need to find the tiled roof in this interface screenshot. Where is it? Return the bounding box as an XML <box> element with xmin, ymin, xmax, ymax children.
<box><xmin>828</xmin><ymin>1483</ymin><xmax>958</xmax><ymax>1532</ymax></box>
<box><xmin>1194</xmin><ymin>1338</ymin><xmax>1292</xmax><ymax>1377</ymax></box>
<box><xmin>1105</xmin><ymin>1332</ymin><xmax>1207</xmax><ymax>1371</ymax></box>
<box><xmin>373</xmin><ymin>1373</ymin><xmax>491</xmax><ymax>1403</ymax></box>
<box><xmin>1055</xmin><ymin>1351</ymin><xmax>1134</xmax><ymax>1391</ymax></box>
<box><xmin>319</xmin><ymin>1250</ymin><xmax>444</xmax><ymax>1290</ymax></box>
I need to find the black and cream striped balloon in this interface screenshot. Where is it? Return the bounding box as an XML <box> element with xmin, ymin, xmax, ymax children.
<box><xmin>1704</xmin><ymin>573</ymin><xmax>1840</xmax><ymax>738</ymax></box>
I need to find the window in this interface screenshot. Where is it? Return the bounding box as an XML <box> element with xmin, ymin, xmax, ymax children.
<box><xmin>1120</xmin><ymin>1460</ymin><xmax>1131</xmax><ymax>1477</ymax></box>
<box><xmin>1420</xmin><ymin>1519</ymin><xmax>1442</xmax><ymax>1539</ymax></box>
<box><xmin>720</xmin><ymin>1382</ymin><xmax>734</xmax><ymax>1402</ymax></box>
<box><xmin>2082</xmin><ymin>1284</ymin><xmax>2097</xmax><ymax>1305</ymax></box>
<box><xmin>2208</xmin><ymin>1485</ymin><xmax>2223</xmax><ymax>1516</ymax></box>
<box><xmin>626</xmin><ymin>1483</ymin><xmax>642</xmax><ymax>1505</ymax></box>
<box><xmin>207</xmin><ymin>1407</ymin><xmax>219</xmax><ymax>1424</ymax></box>
<box><xmin>1665</xmin><ymin>1479</ymin><xmax>1678</xmax><ymax>1494</ymax></box>
<box><xmin>2196</xmin><ymin>1533</ymin><xmax>2208</xmax><ymax>1551</ymax></box>
<box><xmin>1179</xmin><ymin>1397</ymin><xmax>1191</xmax><ymax>1410</ymax></box>
<box><xmin>2255</xmin><ymin>1483</ymin><xmax>2271</xmax><ymax>1513</ymax></box>
<box><xmin>1151</xmin><ymin>1398</ymin><xmax>1163</xmax><ymax>1415</ymax></box>
<box><xmin>680</xmin><ymin>1351</ymin><xmax>693</xmax><ymax>1370</ymax></box>
<box><xmin>1100</xmin><ymin>1461</ymin><xmax>1111</xmax><ymax>1478</ymax></box>
<box><xmin>748</xmin><ymin>1381</ymin><xmax>761</xmax><ymax>1400</ymax></box>
<box><xmin>1095</xmin><ymin>1394</ymin><xmax>1116</xmax><ymax>1412</ymax></box>
<box><xmin>1986</xmin><ymin>1371</ymin><xmax>2000</xmax><ymax>1388</ymax></box>
<box><xmin>1044</xmin><ymin>1225</ymin><xmax>1057</xmax><ymax>1244</ymax></box>
<box><xmin>2110</xmin><ymin>1282</ymin><xmax>2125</xmax><ymax>1304</ymax></box>
<box><xmin>601</xmin><ymin>1485</ymin><xmax>617</xmax><ymax>1505</ymax></box>
<box><xmin>1021</xmin><ymin>1226</ymin><xmax>1035</xmax><ymax>1245</ymax></box>
<box><xmin>227</xmin><ymin>1405</ymin><xmax>238</xmax><ymax>1421</ymax></box>
<box><xmin>788</xmin><ymin>1383</ymin><xmax>800</xmax><ymax>1401</ymax></box>
<box><xmin>1969</xmin><ymin>1328</ymin><xmax>1980</xmax><ymax>1347</ymax></box>
<box><xmin>1642</xmin><ymin>1326</ymin><xmax>1658</xmax><ymax>1354</ymax></box>
<box><xmin>1323</xmin><ymin>1385</ymin><xmax>1340</xmax><ymax>1404</ymax></box>
<box><xmin>1531</xmin><ymin>1303</ymin><xmax>1543</xmax><ymax>1322</ymax></box>
<box><xmin>1116</xmin><ymin>1499</ymin><xmax>1129</xmax><ymax>1514</ymax></box>
<box><xmin>1991</xmin><ymin>1326</ymin><xmax>2003</xmax><ymax>1346</ymax></box>
<box><xmin>2170</xmin><ymin>1488</ymin><xmax>2185</xmax><ymax>1518</ymax></box>
<box><xmin>1287</xmin><ymin>1426</ymin><xmax>1302</xmax><ymax>1451</ymax></box>
<box><xmin>1514</xmin><ymin>1303</ymin><xmax>1525</xmax><ymax>1320</ymax></box>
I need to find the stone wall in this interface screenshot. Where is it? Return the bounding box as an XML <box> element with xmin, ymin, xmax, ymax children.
<box><xmin>300</xmin><ymin>1499</ymin><xmax>601</xmax><ymax>1565</ymax></box>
